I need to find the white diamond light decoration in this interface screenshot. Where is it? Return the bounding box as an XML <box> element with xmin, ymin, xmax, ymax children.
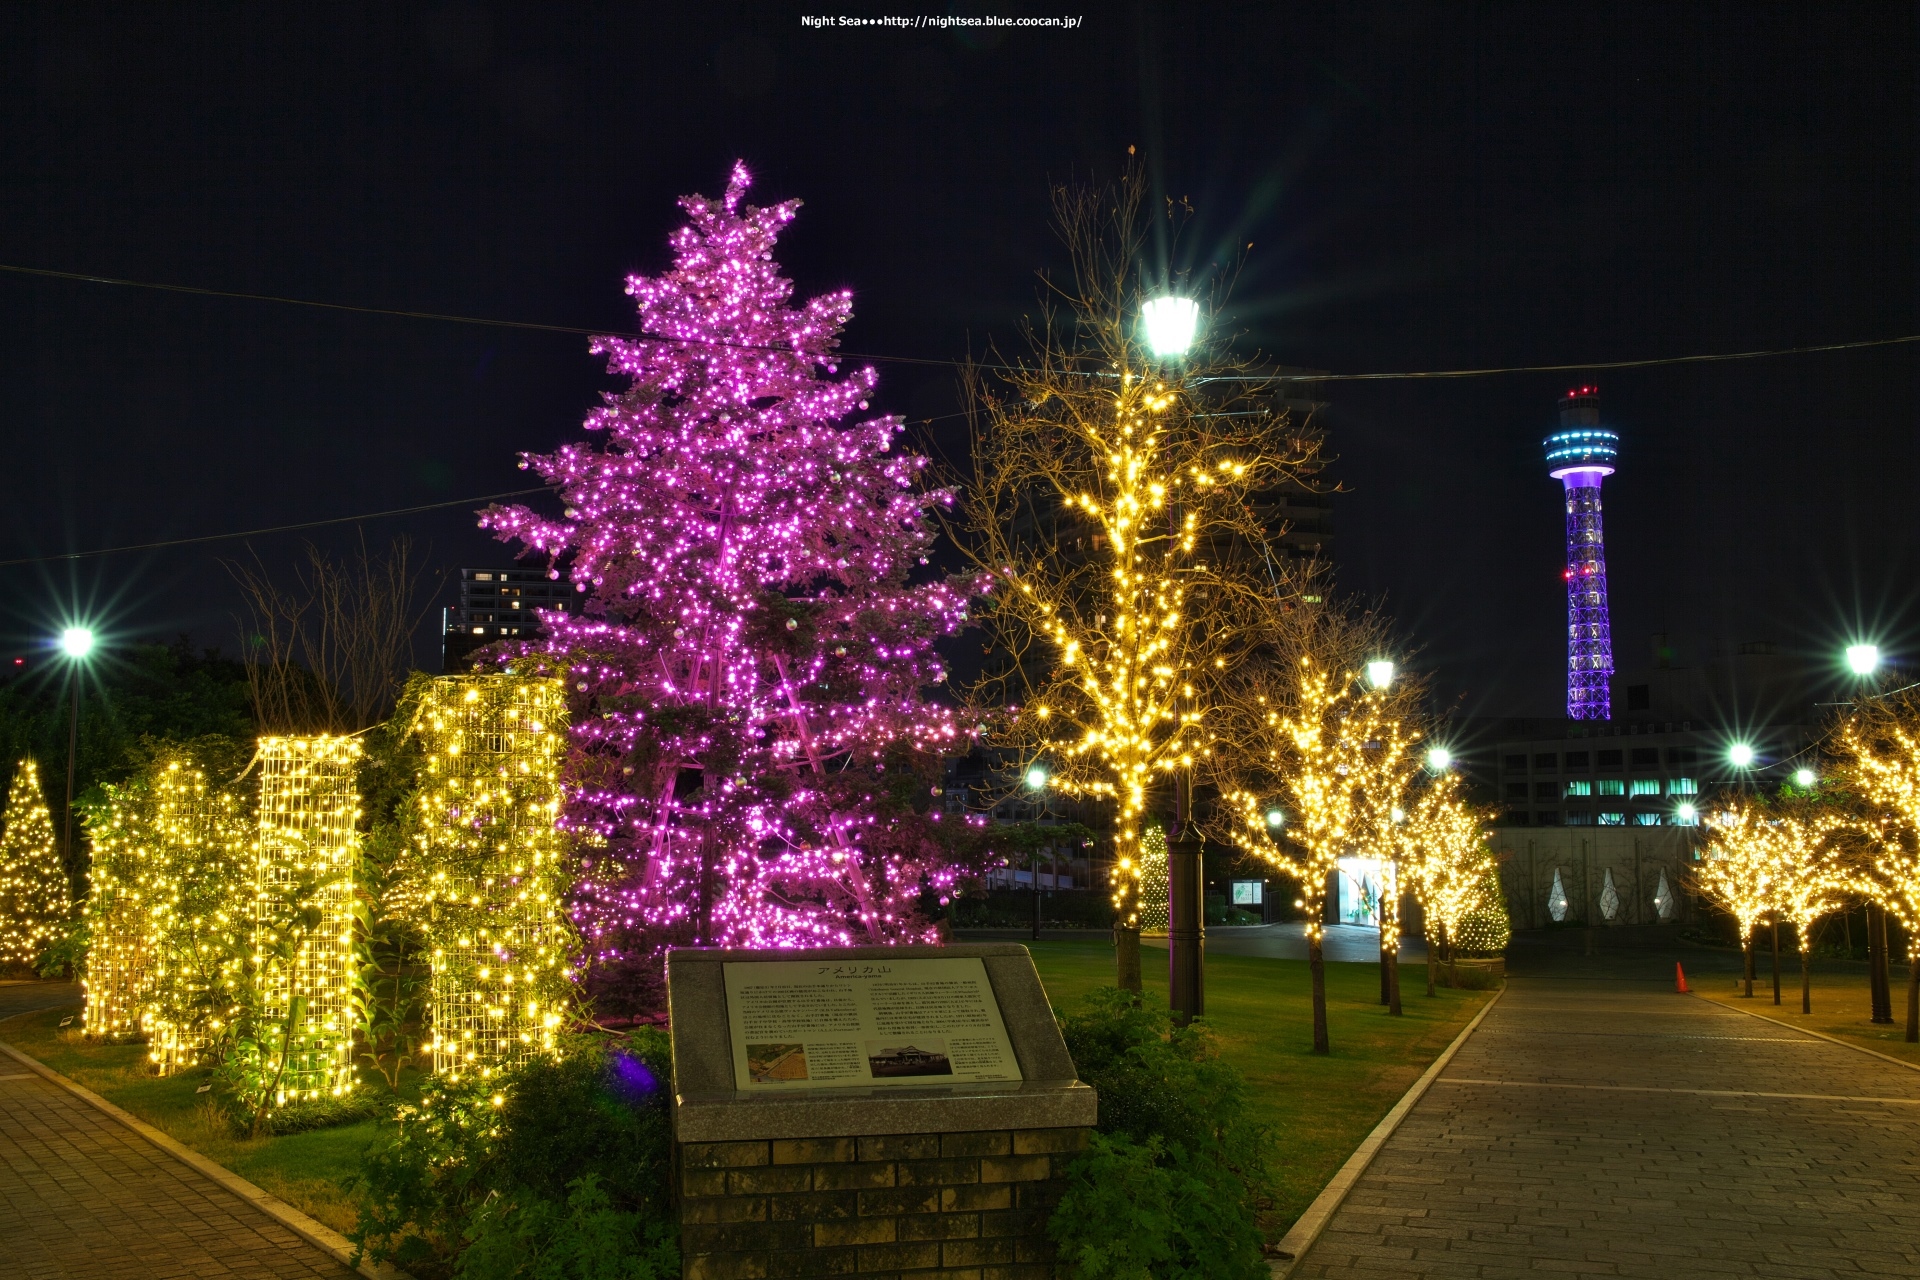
<box><xmin>1653</xmin><ymin>867</ymin><xmax>1675</xmax><ymax>921</ymax></box>
<box><xmin>1547</xmin><ymin>867</ymin><xmax>1569</xmax><ymax>922</ymax></box>
<box><xmin>1599</xmin><ymin>867</ymin><xmax>1621</xmax><ymax>921</ymax></box>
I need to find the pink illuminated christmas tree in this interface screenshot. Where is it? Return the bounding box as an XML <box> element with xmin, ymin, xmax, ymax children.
<box><xmin>484</xmin><ymin>162</ymin><xmax>975</xmax><ymax>959</ymax></box>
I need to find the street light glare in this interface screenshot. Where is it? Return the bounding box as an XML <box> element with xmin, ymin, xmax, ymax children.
<box><xmin>1793</xmin><ymin>768</ymin><xmax>1816</xmax><ymax>787</ymax></box>
<box><xmin>1265</xmin><ymin>809</ymin><xmax>1285</xmax><ymax>828</ymax></box>
<box><xmin>1427</xmin><ymin>747</ymin><xmax>1452</xmax><ymax>771</ymax></box>
<box><xmin>1140</xmin><ymin>295</ymin><xmax>1200</xmax><ymax>359</ymax></box>
<box><xmin>1845</xmin><ymin>643</ymin><xmax>1880</xmax><ymax>676</ymax></box>
<box><xmin>1676</xmin><ymin>803</ymin><xmax>1697</xmax><ymax>823</ymax></box>
<box><xmin>1025</xmin><ymin>766</ymin><xmax>1047</xmax><ymax>790</ymax></box>
<box><xmin>1728</xmin><ymin>743</ymin><xmax>1755</xmax><ymax>768</ymax></box>
<box><xmin>59</xmin><ymin>628</ymin><xmax>94</xmax><ymax>659</ymax></box>
<box><xmin>1366</xmin><ymin>660</ymin><xmax>1396</xmax><ymax>689</ymax></box>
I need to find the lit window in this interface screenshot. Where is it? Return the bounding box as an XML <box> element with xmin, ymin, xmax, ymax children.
<box><xmin>1669</xmin><ymin>778</ymin><xmax>1697</xmax><ymax>796</ymax></box>
<box><xmin>1565</xmin><ymin>780</ymin><xmax>1591</xmax><ymax>797</ymax></box>
<box><xmin>475</xmin><ymin>572</ymin><xmax>492</xmax><ymax>580</ymax></box>
<box><xmin>1629</xmin><ymin>779</ymin><xmax>1660</xmax><ymax>797</ymax></box>
<box><xmin>1597</xmin><ymin>812</ymin><xmax>1625</xmax><ymax>826</ymax></box>
<box><xmin>1633</xmin><ymin>813</ymin><xmax>1662</xmax><ymax>826</ymax></box>
<box><xmin>1597</xmin><ymin>779</ymin><xmax>1624</xmax><ymax>796</ymax></box>
<box><xmin>1567</xmin><ymin>812</ymin><xmax>1594</xmax><ymax>826</ymax></box>
<box><xmin>472</xmin><ymin>627</ymin><xmax>485</xmax><ymax>635</ymax></box>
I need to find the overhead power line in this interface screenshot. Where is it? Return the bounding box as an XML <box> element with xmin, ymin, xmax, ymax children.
<box><xmin>0</xmin><ymin>487</ymin><xmax>551</xmax><ymax>569</ymax></box>
<box><xmin>2</xmin><ymin>260</ymin><xmax>1916</xmax><ymax>381</ymax></box>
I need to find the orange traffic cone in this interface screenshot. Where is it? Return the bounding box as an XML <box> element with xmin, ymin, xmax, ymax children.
<box><xmin>1675</xmin><ymin>962</ymin><xmax>1690</xmax><ymax>994</ymax></box>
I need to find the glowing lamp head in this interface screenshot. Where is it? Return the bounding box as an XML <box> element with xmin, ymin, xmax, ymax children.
<box><xmin>1366</xmin><ymin>660</ymin><xmax>1395</xmax><ymax>690</ymax></box>
<box><xmin>1140</xmin><ymin>295</ymin><xmax>1200</xmax><ymax>359</ymax></box>
<box><xmin>1728</xmin><ymin>742</ymin><xmax>1755</xmax><ymax>768</ymax></box>
<box><xmin>1676</xmin><ymin>803</ymin><xmax>1697</xmax><ymax>823</ymax></box>
<box><xmin>1390</xmin><ymin>806</ymin><xmax>1406</xmax><ymax>824</ymax></box>
<box><xmin>59</xmin><ymin>627</ymin><xmax>95</xmax><ymax>659</ymax></box>
<box><xmin>1793</xmin><ymin>768</ymin><xmax>1816</xmax><ymax>788</ymax></box>
<box><xmin>1426</xmin><ymin>747</ymin><xmax>1452</xmax><ymax>771</ymax></box>
<box><xmin>1025</xmin><ymin>766</ymin><xmax>1048</xmax><ymax>791</ymax></box>
<box><xmin>1265</xmin><ymin>808</ymin><xmax>1285</xmax><ymax>828</ymax></box>
<box><xmin>1845</xmin><ymin>644</ymin><xmax>1880</xmax><ymax>676</ymax></box>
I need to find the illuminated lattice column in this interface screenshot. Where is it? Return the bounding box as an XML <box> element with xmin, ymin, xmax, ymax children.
<box><xmin>1544</xmin><ymin>387</ymin><xmax>1619</xmax><ymax>721</ymax></box>
<box><xmin>1136</xmin><ymin>823</ymin><xmax>1170</xmax><ymax>931</ymax></box>
<box><xmin>255</xmin><ymin>737</ymin><xmax>361</xmax><ymax>1102</ymax></box>
<box><xmin>0</xmin><ymin>760</ymin><xmax>68</xmax><ymax>970</ymax></box>
<box><xmin>82</xmin><ymin>785</ymin><xmax>158</xmax><ymax>1040</ymax></box>
<box><xmin>413</xmin><ymin>675</ymin><xmax>573</xmax><ymax>1081</ymax></box>
<box><xmin>147</xmin><ymin>759</ymin><xmax>250</xmax><ymax>1076</ymax></box>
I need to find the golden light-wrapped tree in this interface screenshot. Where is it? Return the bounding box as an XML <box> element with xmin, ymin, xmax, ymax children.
<box><xmin>408</xmin><ymin>674</ymin><xmax>576</xmax><ymax>1081</ymax></box>
<box><xmin>1764</xmin><ymin>796</ymin><xmax>1855</xmax><ymax>1014</ymax></box>
<box><xmin>0</xmin><ymin>760</ymin><xmax>67</xmax><ymax>971</ymax></box>
<box><xmin>1833</xmin><ymin>695</ymin><xmax>1920</xmax><ymax>1040</ymax></box>
<box><xmin>960</xmin><ymin>168</ymin><xmax>1322</xmax><ymax>956</ymax></box>
<box><xmin>1693</xmin><ymin>797</ymin><xmax>1789</xmax><ymax>1001</ymax></box>
<box><xmin>1206</xmin><ymin>592</ymin><xmax>1421</xmax><ymax>1053</ymax></box>
<box><xmin>1397</xmin><ymin>768</ymin><xmax>1494</xmax><ymax>997</ymax></box>
<box><xmin>145</xmin><ymin>750</ymin><xmax>252</xmax><ymax>1075</ymax></box>
<box><xmin>82</xmin><ymin>782</ymin><xmax>160</xmax><ymax>1040</ymax></box>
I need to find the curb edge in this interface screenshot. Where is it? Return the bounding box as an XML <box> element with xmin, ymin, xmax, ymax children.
<box><xmin>1702</xmin><ymin>992</ymin><xmax>1920</xmax><ymax>1075</ymax></box>
<box><xmin>1269</xmin><ymin>983</ymin><xmax>1506</xmax><ymax>1278</ymax></box>
<box><xmin>0</xmin><ymin>1036</ymin><xmax>407</xmax><ymax>1280</ymax></box>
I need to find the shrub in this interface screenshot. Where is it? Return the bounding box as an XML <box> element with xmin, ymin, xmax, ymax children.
<box><xmin>350</xmin><ymin>1034</ymin><xmax>677</xmax><ymax>1280</ymax></box>
<box><xmin>1050</xmin><ymin>989</ymin><xmax>1271</xmax><ymax>1279</ymax></box>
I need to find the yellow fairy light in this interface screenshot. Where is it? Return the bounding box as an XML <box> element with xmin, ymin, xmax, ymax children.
<box><xmin>82</xmin><ymin>784</ymin><xmax>157</xmax><ymax>1040</ymax></box>
<box><xmin>254</xmin><ymin>735</ymin><xmax>361</xmax><ymax>1102</ymax></box>
<box><xmin>1136</xmin><ymin>823</ymin><xmax>1169</xmax><ymax>931</ymax></box>
<box><xmin>146</xmin><ymin>757</ymin><xmax>251</xmax><ymax>1075</ymax></box>
<box><xmin>409</xmin><ymin>675</ymin><xmax>574</xmax><ymax>1080</ymax></box>
<box><xmin>1696</xmin><ymin>793</ymin><xmax>1851</xmax><ymax>1008</ymax></box>
<box><xmin>0</xmin><ymin>760</ymin><xmax>67</xmax><ymax>971</ymax></box>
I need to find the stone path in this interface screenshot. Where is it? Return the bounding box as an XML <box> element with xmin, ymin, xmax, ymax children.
<box><xmin>1296</xmin><ymin>976</ymin><xmax>1920</xmax><ymax>1279</ymax></box>
<box><xmin>0</xmin><ymin>988</ymin><xmax>358</xmax><ymax>1279</ymax></box>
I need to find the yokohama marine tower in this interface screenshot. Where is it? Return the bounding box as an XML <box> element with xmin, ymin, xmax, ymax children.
<box><xmin>1544</xmin><ymin>387</ymin><xmax>1619</xmax><ymax>720</ymax></box>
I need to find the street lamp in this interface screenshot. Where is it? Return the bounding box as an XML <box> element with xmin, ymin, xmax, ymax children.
<box><xmin>1426</xmin><ymin>746</ymin><xmax>1452</xmax><ymax>771</ymax></box>
<box><xmin>56</xmin><ymin>626</ymin><xmax>96</xmax><ymax>881</ymax></box>
<box><xmin>1366</xmin><ymin>659</ymin><xmax>1396</xmax><ymax>690</ymax></box>
<box><xmin>1141</xmin><ymin>295</ymin><xmax>1200</xmax><ymax>359</ymax></box>
<box><xmin>1728</xmin><ymin>742</ymin><xmax>1755</xmax><ymax>768</ymax></box>
<box><xmin>1794</xmin><ymin>767</ymin><xmax>1816</xmax><ymax>788</ymax></box>
<box><xmin>1265</xmin><ymin>808</ymin><xmax>1285</xmax><ymax>828</ymax></box>
<box><xmin>1676</xmin><ymin>802</ymin><xmax>1697</xmax><ymax>825</ymax></box>
<box><xmin>1024</xmin><ymin>766</ymin><xmax>1047</xmax><ymax>940</ymax></box>
<box><xmin>1846</xmin><ymin>644</ymin><xmax>1881</xmax><ymax>676</ymax></box>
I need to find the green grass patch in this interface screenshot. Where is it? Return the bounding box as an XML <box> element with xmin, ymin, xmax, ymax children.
<box><xmin>1700</xmin><ymin>975</ymin><xmax>1920</xmax><ymax>1068</ymax></box>
<box><xmin>1025</xmin><ymin>940</ymin><xmax>1493</xmax><ymax>1233</ymax></box>
<box><xmin>0</xmin><ymin>1002</ymin><xmax>392</xmax><ymax>1234</ymax></box>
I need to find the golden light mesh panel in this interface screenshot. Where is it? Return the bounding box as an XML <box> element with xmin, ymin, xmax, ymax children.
<box><xmin>255</xmin><ymin>737</ymin><xmax>361</xmax><ymax>1102</ymax></box>
<box><xmin>415</xmin><ymin>675</ymin><xmax>570</xmax><ymax>1080</ymax></box>
<box><xmin>1136</xmin><ymin>824</ymin><xmax>1170</xmax><ymax>931</ymax></box>
<box><xmin>147</xmin><ymin>761</ymin><xmax>249</xmax><ymax>1076</ymax></box>
<box><xmin>82</xmin><ymin>786</ymin><xmax>157</xmax><ymax>1040</ymax></box>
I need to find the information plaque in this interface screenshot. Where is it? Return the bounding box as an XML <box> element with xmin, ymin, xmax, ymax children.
<box><xmin>722</xmin><ymin>956</ymin><xmax>1024</xmax><ymax>1091</ymax></box>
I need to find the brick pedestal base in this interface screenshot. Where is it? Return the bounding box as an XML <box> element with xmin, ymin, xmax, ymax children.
<box><xmin>679</xmin><ymin>1127</ymin><xmax>1091</xmax><ymax>1280</ymax></box>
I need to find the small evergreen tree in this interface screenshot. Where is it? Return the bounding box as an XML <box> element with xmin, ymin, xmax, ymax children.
<box><xmin>0</xmin><ymin>760</ymin><xmax>69</xmax><ymax>971</ymax></box>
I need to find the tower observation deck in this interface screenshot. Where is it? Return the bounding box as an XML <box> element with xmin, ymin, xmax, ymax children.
<box><xmin>1544</xmin><ymin>387</ymin><xmax>1618</xmax><ymax>720</ymax></box>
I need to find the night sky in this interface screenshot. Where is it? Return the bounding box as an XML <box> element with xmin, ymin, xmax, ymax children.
<box><xmin>1</xmin><ymin>4</ymin><xmax>1914</xmax><ymax>718</ymax></box>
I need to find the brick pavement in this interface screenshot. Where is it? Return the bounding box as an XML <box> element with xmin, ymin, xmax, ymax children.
<box><xmin>1295</xmin><ymin>977</ymin><xmax>1920</xmax><ymax>1279</ymax></box>
<box><xmin>0</xmin><ymin>1033</ymin><xmax>358</xmax><ymax>1278</ymax></box>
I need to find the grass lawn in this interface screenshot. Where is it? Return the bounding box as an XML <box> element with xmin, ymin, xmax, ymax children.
<box><xmin>1699</xmin><ymin>969</ymin><xmax>1920</xmax><ymax>1070</ymax></box>
<box><xmin>0</xmin><ymin>1001</ymin><xmax>396</xmax><ymax>1235</ymax></box>
<box><xmin>1025</xmin><ymin>939</ymin><xmax>1494</xmax><ymax>1234</ymax></box>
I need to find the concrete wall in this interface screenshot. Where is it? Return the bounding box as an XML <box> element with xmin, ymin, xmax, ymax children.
<box><xmin>1490</xmin><ymin>826</ymin><xmax>1699</xmax><ymax>930</ymax></box>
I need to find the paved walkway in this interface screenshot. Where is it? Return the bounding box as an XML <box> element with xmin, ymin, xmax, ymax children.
<box><xmin>0</xmin><ymin>985</ymin><xmax>358</xmax><ymax>1279</ymax></box>
<box><xmin>1296</xmin><ymin>976</ymin><xmax>1920</xmax><ymax>1279</ymax></box>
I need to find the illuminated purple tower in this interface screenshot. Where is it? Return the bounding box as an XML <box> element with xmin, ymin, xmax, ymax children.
<box><xmin>1545</xmin><ymin>387</ymin><xmax>1619</xmax><ymax>720</ymax></box>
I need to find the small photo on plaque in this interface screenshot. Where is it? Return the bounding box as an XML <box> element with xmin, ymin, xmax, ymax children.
<box><xmin>745</xmin><ymin>1043</ymin><xmax>809</xmax><ymax>1083</ymax></box>
<box><xmin>865</xmin><ymin>1039</ymin><xmax>954</xmax><ymax>1078</ymax></box>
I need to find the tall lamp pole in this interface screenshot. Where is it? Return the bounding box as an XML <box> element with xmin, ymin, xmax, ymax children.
<box><xmin>1025</xmin><ymin>767</ymin><xmax>1048</xmax><ymax>942</ymax></box>
<box><xmin>58</xmin><ymin>628</ymin><xmax>95</xmax><ymax>887</ymax></box>
<box><xmin>1142</xmin><ymin>290</ymin><xmax>1207</xmax><ymax>1026</ymax></box>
